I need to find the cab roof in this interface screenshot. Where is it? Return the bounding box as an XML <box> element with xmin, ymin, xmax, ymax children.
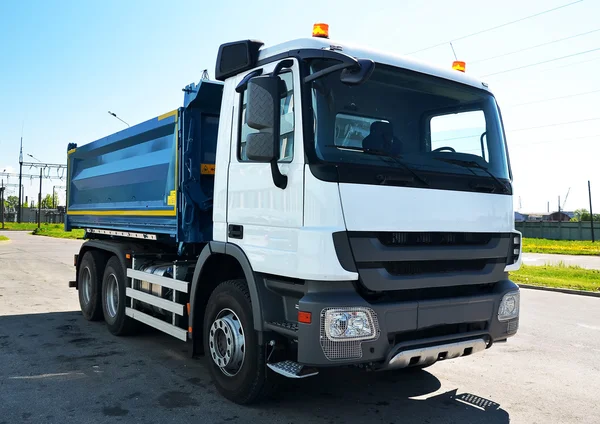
<box><xmin>258</xmin><ymin>37</ymin><xmax>490</xmax><ymax>92</ymax></box>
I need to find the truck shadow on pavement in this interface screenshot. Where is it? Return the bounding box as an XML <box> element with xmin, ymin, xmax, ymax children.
<box><xmin>0</xmin><ymin>310</ymin><xmax>509</xmax><ymax>424</ymax></box>
<box><xmin>268</xmin><ymin>366</ymin><xmax>510</xmax><ymax>423</ymax></box>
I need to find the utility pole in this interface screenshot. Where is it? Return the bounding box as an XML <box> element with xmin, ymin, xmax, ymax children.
<box><xmin>38</xmin><ymin>167</ymin><xmax>42</xmax><ymax>229</ymax></box>
<box><xmin>589</xmin><ymin>180</ymin><xmax>595</xmax><ymax>243</ymax></box>
<box><xmin>18</xmin><ymin>136</ymin><xmax>23</xmax><ymax>223</ymax></box>
<box><xmin>1</xmin><ymin>179</ymin><xmax>4</xmax><ymax>229</ymax></box>
<box><xmin>558</xmin><ymin>196</ymin><xmax>561</xmax><ymax>221</ymax></box>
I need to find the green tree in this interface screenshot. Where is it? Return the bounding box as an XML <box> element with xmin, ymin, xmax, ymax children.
<box><xmin>570</xmin><ymin>209</ymin><xmax>600</xmax><ymax>222</ymax></box>
<box><xmin>5</xmin><ymin>195</ymin><xmax>20</xmax><ymax>210</ymax></box>
<box><xmin>41</xmin><ymin>194</ymin><xmax>54</xmax><ymax>208</ymax></box>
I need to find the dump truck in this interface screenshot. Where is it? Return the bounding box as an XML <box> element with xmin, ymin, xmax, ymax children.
<box><xmin>66</xmin><ymin>24</ymin><xmax>522</xmax><ymax>404</ymax></box>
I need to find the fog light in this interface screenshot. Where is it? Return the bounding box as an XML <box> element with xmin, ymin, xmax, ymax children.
<box><xmin>324</xmin><ymin>308</ymin><xmax>378</xmax><ymax>341</ymax></box>
<box><xmin>498</xmin><ymin>291</ymin><xmax>520</xmax><ymax>321</ymax></box>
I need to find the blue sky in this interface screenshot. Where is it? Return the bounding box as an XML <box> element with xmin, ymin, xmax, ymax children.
<box><xmin>1</xmin><ymin>0</ymin><xmax>599</xmax><ymax>213</ymax></box>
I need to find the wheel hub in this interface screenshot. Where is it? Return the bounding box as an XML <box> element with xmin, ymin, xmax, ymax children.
<box><xmin>209</xmin><ymin>309</ymin><xmax>245</xmax><ymax>377</ymax></box>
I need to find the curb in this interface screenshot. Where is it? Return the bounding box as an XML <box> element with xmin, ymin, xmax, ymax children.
<box><xmin>519</xmin><ymin>284</ymin><xmax>600</xmax><ymax>298</ymax></box>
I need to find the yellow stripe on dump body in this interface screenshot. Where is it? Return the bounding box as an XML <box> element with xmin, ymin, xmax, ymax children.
<box><xmin>67</xmin><ymin>148</ymin><xmax>77</xmax><ymax>155</ymax></box>
<box><xmin>67</xmin><ymin>209</ymin><xmax>176</xmax><ymax>217</ymax></box>
<box><xmin>157</xmin><ymin>109</ymin><xmax>178</xmax><ymax>121</ymax></box>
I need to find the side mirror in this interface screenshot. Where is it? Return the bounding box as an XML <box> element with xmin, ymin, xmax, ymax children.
<box><xmin>245</xmin><ymin>75</ymin><xmax>280</xmax><ymax>162</ymax></box>
<box><xmin>246</xmin><ymin>133</ymin><xmax>276</xmax><ymax>162</ymax></box>
<box><xmin>244</xmin><ymin>73</ymin><xmax>289</xmax><ymax>190</ymax></box>
<box><xmin>340</xmin><ymin>59</ymin><xmax>375</xmax><ymax>85</ymax></box>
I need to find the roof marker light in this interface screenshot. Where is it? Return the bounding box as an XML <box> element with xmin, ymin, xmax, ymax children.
<box><xmin>452</xmin><ymin>60</ymin><xmax>466</xmax><ymax>72</ymax></box>
<box><xmin>312</xmin><ymin>23</ymin><xmax>329</xmax><ymax>38</ymax></box>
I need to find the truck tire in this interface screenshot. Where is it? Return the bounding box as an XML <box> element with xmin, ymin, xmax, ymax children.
<box><xmin>203</xmin><ymin>279</ymin><xmax>275</xmax><ymax>404</ymax></box>
<box><xmin>78</xmin><ymin>251</ymin><xmax>104</xmax><ymax>321</ymax></box>
<box><xmin>102</xmin><ymin>256</ymin><xmax>137</xmax><ymax>336</ymax></box>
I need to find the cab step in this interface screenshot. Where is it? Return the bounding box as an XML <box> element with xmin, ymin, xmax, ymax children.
<box><xmin>267</xmin><ymin>360</ymin><xmax>319</xmax><ymax>379</ymax></box>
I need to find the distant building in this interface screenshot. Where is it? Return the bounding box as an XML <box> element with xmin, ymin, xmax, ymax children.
<box><xmin>514</xmin><ymin>212</ymin><xmax>527</xmax><ymax>222</ymax></box>
<box><xmin>516</xmin><ymin>211</ymin><xmax>573</xmax><ymax>222</ymax></box>
<box><xmin>546</xmin><ymin>211</ymin><xmax>572</xmax><ymax>222</ymax></box>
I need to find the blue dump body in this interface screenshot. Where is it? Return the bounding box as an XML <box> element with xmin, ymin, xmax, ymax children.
<box><xmin>66</xmin><ymin>80</ymin><xmax>223</xmax><ymax>245</ymax></box>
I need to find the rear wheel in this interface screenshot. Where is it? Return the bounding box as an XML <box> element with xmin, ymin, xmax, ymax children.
<box><xmin>102</xmin><ymin>256</ymin><xmax>137</xmax><ymax>336</ymax></box>
<box><xmin>203</xmin><ymin>279</ymin><xmax>275</xmax><ymax>404</ymax></box>
<box><xmin>78</xmin><ymin>251</ymin><xmax>104</xmax><ymax>321</ymax></box>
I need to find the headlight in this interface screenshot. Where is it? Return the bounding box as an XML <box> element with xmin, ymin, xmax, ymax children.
<box><xmin>323</xmin><ymin>308</ymin><xmax>378</xmax><ymax>341</ymax></box>
<box><xmin>498</xmin><ymin>291</ymin><xmax>520</xmax><ymax>321</ymax></box>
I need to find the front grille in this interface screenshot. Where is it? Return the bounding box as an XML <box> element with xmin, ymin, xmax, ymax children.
<box><xmin>367</xmin><ymin>283</ymin><xmax>496</xmax><ymax>303</ymax></box>
<box><xmin>393</xmin><ymin>322</ymin><xmax>487</xmax><ymax>345</ymax></box>
<box><xmin>377</xmin><ymin>232</ymin><xmax>496</xmax><ymax>247</ymax></box>
<box><xmin>342</xmin><ymin>231</ymin><xmax>511</xmax><ymax>293</ymax></box>
<box><xmin>382</xmin><ymin>259</ymin><xmax>490</xmax><ymax>276</ymax></box>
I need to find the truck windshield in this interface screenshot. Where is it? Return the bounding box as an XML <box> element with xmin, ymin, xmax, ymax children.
<box><xmin>308</xmin><ymin>60</ymin><xmax>511</xmax><ymax>189</ymax></box>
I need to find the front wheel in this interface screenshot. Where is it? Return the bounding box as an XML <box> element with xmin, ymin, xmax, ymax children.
<box><xmin>203</xmin><ymin>279</ymin><xmax>274</xmax><ymax>404</ymax></box>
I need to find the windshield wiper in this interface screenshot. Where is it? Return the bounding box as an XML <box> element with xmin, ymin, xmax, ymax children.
<box><xmin>431</xmin><ymin>157</ymin><xmax>510</xmax><ymax>194</ymax></box>
<box><xmin>326</xmin><ymin>145</ymin><xmax>429</xmax><ymax>187</ymax></box>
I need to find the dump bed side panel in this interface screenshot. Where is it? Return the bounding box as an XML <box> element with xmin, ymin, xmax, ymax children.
<box><xmin>66</xmin><ymin>110</ymin><xmax>179</xmax><ymax>238</ymax></box>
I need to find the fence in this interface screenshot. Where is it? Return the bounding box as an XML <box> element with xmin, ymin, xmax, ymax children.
<box><xmin>515</xmin><ymin>221</ymin><xmax>599</xmax><ymax>241</ymax></box>
<box><xmin>2</xmin><ymin>207</ymin><xmax>65</xmax><ymax>225</ymax></box>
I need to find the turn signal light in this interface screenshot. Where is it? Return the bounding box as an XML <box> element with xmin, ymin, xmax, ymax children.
<box><xmin>298</xmin><ymin>311</ymin><xmax>312</xmax><ymax>324</ymax></box>
<box><xmin>312</xmin><ymin>23</ymin><xmax>329</xmax><ymax>39</ymax></box>
<box><xmin>452</xmin><ymin>60</ymin><xmax>466</xmax><ymax>72</ymax></box>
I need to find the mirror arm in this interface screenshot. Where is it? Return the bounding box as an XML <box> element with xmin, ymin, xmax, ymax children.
<box><xmin>303</xmin><ymin>61</ymin><xmax>357</xmax><ymax>84</ymax></box>
<box><xmin>480</xmin><ymin>131</ymin><xmax>487</xmax><ymax>160</ymax></box>
<box><xmin>235</xmin><ymin>69</ymin><xmax>263</xmax><ymax>93</ymax></box>
<box><xmin>269</xmin><ymin>59</ymin><xmax>293</xmax><ymax>190</ymax></box>
<box><xmin>270</xmin><ymin>160</ymin><xmax>288</xmax><ymax>189</ymax></box>
<box><xmin>272</xmin><ymin>59</ymin><xmax>294</xmax><ymax>76</ymax></box>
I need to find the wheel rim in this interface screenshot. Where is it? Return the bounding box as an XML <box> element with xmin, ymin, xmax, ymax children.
<box><xmin>105</xmin><ymin>274</ymin><xmax>119</xmax><ymax>318</ymax></box>
<box><xmin>209</xmin><ymin>308</ymin><xmax>246</xmax><ymax>377</ymax></box>
<box><xmin>81</xmin><ymin>267</ymin><xmax>92</xmax><ymax>305</ymax></box>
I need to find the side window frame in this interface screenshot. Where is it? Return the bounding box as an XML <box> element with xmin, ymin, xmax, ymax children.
<box><xmin>237</xmin><ymin>69</ymin><xmax>295</xmax><ymax>163</ymax></box>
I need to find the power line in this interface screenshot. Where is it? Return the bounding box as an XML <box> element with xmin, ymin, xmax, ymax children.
<box><xmin>405</xmin><ymin>0</ymin><xmax>584</xmax><ymax>55</ymax></box>
<box><xmin>541</xmin><ymin>54</ymin><xmax>600</xmax><ymax>72</ymax></box>
<box><xmin>511</xmin><ymin>117</ymin><xmax>600</xmax><ymax>132</ymax></box>
<box><xmin>507</xmin><ymin>89</ymin><xmax>600</xmax><ymax>108</ymax></box>
<box><xmin>481</xmin><ymin>54</ymin><xmax>600</xmax><ymax>80</ymax></box>
<box><xmin>482</xmin><ymin>46</ymin><xmax>600</xmax><ymax>77</ymax></box>
<box><xmin>434</xmin><ymin>118</ymin><xmax>600</xmax><ymax>144</ymax></box>
<box><xmin>471</xmin><ymin>27</ymin><xmax>600</xmax><ymax>64</ymax></box>
<box><xmin>510</xmin><ymin>133</ymin><xmax>600</xmax><ymax>148</ymax></box>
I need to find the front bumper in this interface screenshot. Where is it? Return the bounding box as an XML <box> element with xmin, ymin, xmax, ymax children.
<box><xmin>296</xmin><ymin>279</ymin><xmax>519</xmax><ymax>367</ymax></box>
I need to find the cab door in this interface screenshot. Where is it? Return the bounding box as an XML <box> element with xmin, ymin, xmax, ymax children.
<box><xmin>226</xmin><ymin>59</ymin><xmax>305</xmax><ymax>278</ymax></box>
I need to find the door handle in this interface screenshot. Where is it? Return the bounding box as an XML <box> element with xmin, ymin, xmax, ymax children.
<box><xmin>228</xmin><ymin>224</ymin><xmax>244</xmax><ymax>239</ymax></box>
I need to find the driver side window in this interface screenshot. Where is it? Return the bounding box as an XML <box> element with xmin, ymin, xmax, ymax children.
<box><xmin>430</xmin><ymin>110</ymin><xmax>488</xmax><ymax>160</ymax></box>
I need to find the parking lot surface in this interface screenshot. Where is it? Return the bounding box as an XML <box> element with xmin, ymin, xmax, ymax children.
<box><xmin>1</xmin><ymin>231</ymin><xmax>599</xmax><ymax>423</ymax></box>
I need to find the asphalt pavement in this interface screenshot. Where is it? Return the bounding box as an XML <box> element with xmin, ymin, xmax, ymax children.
<box><xmin>1</xmin><ymin>230</ymin><xmax>600</xmax><ymax>424</ymax></box>
<box><xmin>522</xmin><ymin>252</ymin><xmax>600</xmax><ymax>269</ymax></box>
